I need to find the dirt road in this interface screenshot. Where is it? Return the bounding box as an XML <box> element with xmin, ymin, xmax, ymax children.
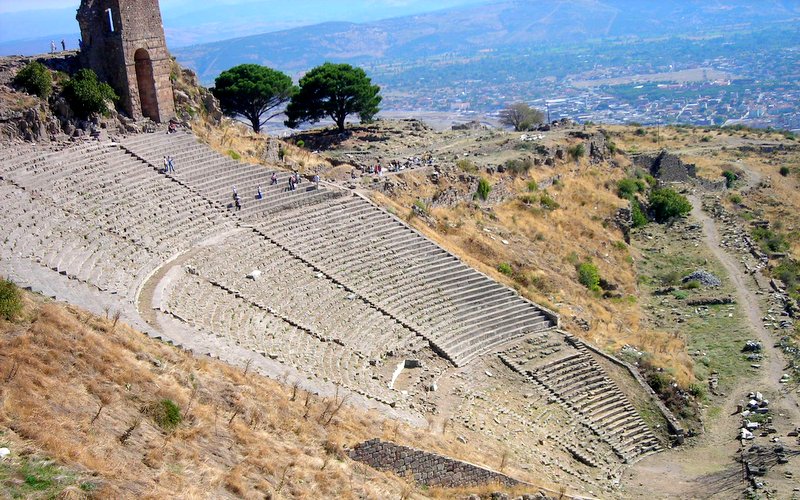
<box><xmin>624</xmin><ymin>176</ymin><xmax>799</xmax><ymax>498</ymax></box>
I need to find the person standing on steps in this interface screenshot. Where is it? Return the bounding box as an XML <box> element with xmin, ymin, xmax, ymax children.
<box><xmin>270</xmin><ymin>172</ymin><xmax>278</xmax><ymax>185</ymax></box>
<box><xmin>163</xmin><ymin>156</ymin><xmax>169</xmax><ymax>174</ymax></box>
<box><xmin>50</xmin><ymin>41</ymin><xmax>56</xmax><ymax>54</ymax></box>
<box><xmin>234</xmin><ymin>192</ymin><xmax>242</xmax><ymax>211</ymax></box>
<box><xmin>167</xmin><ymin>156</ymin><xmax>175</xmax><ymax>173</ymax></box>
<box><xmin>61</xmin><ymin>39</ymin><xmax>66</xmax><ymax>51</ymax></box>
<box><xmin>256</xmin><ymin>186</ymin><xmax>263</xmax><ymax>200</ymax></box>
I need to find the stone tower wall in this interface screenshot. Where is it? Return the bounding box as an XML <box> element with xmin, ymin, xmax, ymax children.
<box><xmin>77</xmin><ymin>0</ymin><xmax>174</xmax><ymax>122</ymax></box>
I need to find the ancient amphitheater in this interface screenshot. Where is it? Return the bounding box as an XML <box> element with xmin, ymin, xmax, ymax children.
<box><xmin>0</xmin><ymin>131</ymin><xmax>672</xmax><ymax>491</ymax></box>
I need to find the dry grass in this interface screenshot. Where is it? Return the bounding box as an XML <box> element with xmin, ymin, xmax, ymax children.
<box><xmin>0</xmin><ymin>291</ymin><xmax>560</xmax><ymax>499</ymax></box>
<box><xmin>191</xmin><ymin>119</ymin><xmax>333</xmax><ymax>178</ymax></box>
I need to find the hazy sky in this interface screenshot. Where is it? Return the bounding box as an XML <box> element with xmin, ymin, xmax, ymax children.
<box><xmin>0</xmin><ymin>0</ymin><xmax>483</xmax><ymax>14</ymax></box>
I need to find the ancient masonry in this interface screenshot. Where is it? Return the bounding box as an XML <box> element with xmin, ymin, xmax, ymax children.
<box><xmin>0</xmin><ymin>130</ymin><xmax>674</xmax><ymax>484</ymax></box>
<box><xmin>348</xmin><ymin>439</ymin><xmax>524</xmax><ymax>488</ymax></box>
<box><xmin>77</xmin><ymin>0</ymin><xmax>175</xmax><ymax>122</ymax></box>
<box><xmin>633</xmin><ymin>150</ymin><xmax>726</xmax><ymax>190</ymax></box>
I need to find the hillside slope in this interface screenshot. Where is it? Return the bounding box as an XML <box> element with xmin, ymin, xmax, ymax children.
<box><xmin>0</xmin><ymin>289</ymin><xmax>550</xmax><ymax>499</ymax></box>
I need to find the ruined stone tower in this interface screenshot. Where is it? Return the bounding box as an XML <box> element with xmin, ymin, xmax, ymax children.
<box><xmin>77</xmin><ymin>0</ymin><xmax>175</xmax><ymax>122</ymax></box>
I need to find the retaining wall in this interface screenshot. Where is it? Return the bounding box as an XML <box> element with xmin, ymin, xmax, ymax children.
<box><xmin>348</xmin><ymin>439</ymin><xmax>525</xmax><ymax>488</ymax></box>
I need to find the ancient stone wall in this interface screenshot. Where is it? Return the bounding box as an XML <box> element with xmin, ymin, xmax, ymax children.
<box><xmin>348</xmin><ymin>439</ymin><xmax>524</xmax><ymax>488</ymax></box>
<box><xmin>77</xmin><ymin>0</ymin><xmax>175</xmax><ymax>122</ymax></box>
<box><xmin>634</xmin><ymin>151</ymin><xmax>726</xmax><ymax>191</ymax></box>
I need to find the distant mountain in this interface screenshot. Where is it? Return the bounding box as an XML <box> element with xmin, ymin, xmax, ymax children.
<box><xmin>0</xmin><ymin>0</ymin><xmax>490</xmax><ymax>55</ymax></box>
<box><xmin>174</xmin><ymin>0</ymin><xmax>800</xmax><ymax>83</ymax></box>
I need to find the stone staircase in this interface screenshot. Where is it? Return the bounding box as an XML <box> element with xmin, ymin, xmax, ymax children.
<box><xmin>0</xmin><ymin>140</ymin><xmax>231</xmax><ymax>299</ymax></box>
<box><xmin>261</xmin><ymin>195</ymin><xmax>558</xmax><ymax>366</ymax></box>
<box><xmin>120</xmin><ymin>132</ymin><xmax>344</xmax><ymax>216</ymax></box>
<box><xmin>500</xmin><ymin>333</ymin><xmax>662</xmax><ymax>465</ymax></box>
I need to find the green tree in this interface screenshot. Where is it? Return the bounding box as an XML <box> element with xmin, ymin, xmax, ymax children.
<box><xmin>211</xmin><ymin>64</ymin><xmax>296</xmax><ymax>133</ymax></box>
<box><xmin>13</xmin><ymin>61</ymin><xmax>53</xmax><ymax>99</ymax></box>
<box><xmin>499</xmin><ymin>103</ymin><xmax>545</xmax><ymax>131</ymax></box>
<box><xmin>285</xmin><ymin>63</ymin><xmax>381</xmax><ymax>133</ymax></box>
<box><xmin>648</xmin><ymin>188</ymin><xmax>692</xmax><ymax>223</ymax></box>
<box><xmin>62</xmin><ymin>69</ymin><xmax>118</xmax><ymax>118</ymax></box>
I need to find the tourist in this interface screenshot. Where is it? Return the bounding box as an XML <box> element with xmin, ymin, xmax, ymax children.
<box><xmin>50</xmin><ymin>41</ymin><xmax>56</xmax><ymax>54</ymax></box>
<box><xmin>167</xmin><ymin>156</ymin><xmax>175</xmax><ymax>173</ymax></box>
<box><xmin>163</xmin><ymin>156</ymin><xmax>169</xmax><ymax>173</ymax></box>
<box><xmin>234</xmin><ymin>194</ymin><xmax>242</xmax><ymax>211</ymax></box>
<box><xmin>167</xmin><ymin>121</ymin><xmax>177</xmax><ymax>134</ymax></box>
<box><xmin>61</xmin><ymin>39</ymin><xmax>66</xmax><ymax>51</ymax></box>
<box><xmin>270</xmin><ymin>172</ymin><xmax>278</xmax><ymax>185</ymax></box>
<box><xmin>288</xmin><ymin>176</ymin><xmax>295</xmax><ymax>192</ymax></box>
<box><xmin>313</xmin><ymin>174</ymin><xmax>320</xmax><ymax>186</ymax></box>
<box><xmin>256</xmin><ymin>186</ymin><xmax>263</xmax><ymax>200</ymax></box>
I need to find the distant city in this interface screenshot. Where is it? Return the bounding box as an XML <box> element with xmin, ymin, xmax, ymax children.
<box><xmin>366</xmin><ymin>27</ymin><xmax>800</xmax><ymax>131</ymax></box>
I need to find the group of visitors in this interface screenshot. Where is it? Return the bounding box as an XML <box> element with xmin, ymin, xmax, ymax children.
<box><xmin>50</xmin><ymin>40</ymin><xmax>67</xmax><ymax>54</ymax></box>
<box><xmin>232</xmin><ymin>186</ymin><xmax>241</xmax><ymax>211</ymax></box>
<box><xmin>162</xmin><ymin>156</ymin><xmax>175</xmax><ymax>174</ymax></box>
<box><xmin>287</xmin><ymin>171</ymin><xmax>301</xmax><ymax>191</ymax></box>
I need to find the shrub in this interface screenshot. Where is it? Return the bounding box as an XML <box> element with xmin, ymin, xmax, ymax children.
<box><xmin>648</xmin><ymin>188</ymin><xmax>692</xmax><ymax>223</ymax></box>
<box><xmin>672</xmin><ymin>290</ymin><xmax>689</xmax><ymax>300</ymax></box>
<box><xmin>722</xmin><ymin>170</ymin><xmax>738</xmax><ymax>188</ymax></box>
<box><xmin>476</xmin><ymin>178</ymin><xmax>492</xmax><ymax>201</ymax></box>
<box><xmin>527</xmin><ymin>180</ymin><xmax>538</xmax><ymax>192</ymax></box>
<box><xmin>295</xmin><ymin>139</ymin><xmax>305</xmax><ymax>149</ymax></box>
<box><xmin>567</xmin><ymin>143</ymin><xmax>586</xmax><ymax>162</ymax></box>
<box><xmin>752</xmin><ymin>227</ymin><xmax>789</xmax><ymax>253</ymax></box>
<box><xmin>412</xmin><ymin>199</ymin><xmax>429</xmax><ymax>215</ymax></box>
<box><xmin>577</xmin><ymin>262</ymin><xmax>601</xmax><ymax>292</ymax></box>
<box><xmin>779</xmin><ymin>166</ymin><xmax>791</xmax><ymax>177</ymax></box>
<box><xmin>631</xmin><ymin>198</ymin><xmax>648</xmax><ymax>228</ymax></box>
<box><xmin>683</xmin><ymin>280</ymin><xmax>701</xmax><ymax>290</ymax></box>
<box><xmin>62</xmin><ymin>69</ymin><xmax>118</xmax><ymax>118</ymax></box>
<box><xmin>497</xmin><ymin>263</ymin><xmax>513</xmax><ymax>276</ymax></box>
<box><xmin>0</xmin><ymin>279</ymin><xmax>22</xmax><ymax>321</ymax></box>
<box><xmin>773</xmin><ymin>258</ymin><xmax>800</xmax><ymax>301</ymax></box>
<box><xmin>227</xmin><ymin>150</ymin><xmax>241</xmax><ymax>160</ymax></box>
<box><xmin>634</xmin><ymin>128</ymin><xmax>647</xmax><ymax>136</ymax></box>
<box><xmin>617</xmin><ymin>178</ymin><xmax>643</xmax><ymax>199</ymax></box>
<box><xmin>729</xmin><ymin>193</ymin><xmax>742</xmax><ymax>204</ymax></box>
<box><xmin>13</xmin><ymin>61</ymin><xmax>53</xmax><ymax>99</ymax></box>
<box><xmin>539</xmin><ymin>191</ymin><xmax>559</xmax><ymax>210</ymax></box>
<box><xmin>149</xmin><ymin>399</ymin><xmax>182</xmax><ymax>431</ymax></box>
<box><xmin>456</xmin><ymin>159</ymin><xmax>477</xmax><ymax>173</ymax></box>
<box><xmin>505</xmin><ymin>158</ymin><xmax>533</xmax><ymax>175</ymax></box>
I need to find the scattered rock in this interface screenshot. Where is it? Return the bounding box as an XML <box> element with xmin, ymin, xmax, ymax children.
<box><xmin>682</xmin><ymin>270</ymin><xmax>721</xmax><ymax>287</ymax></box>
